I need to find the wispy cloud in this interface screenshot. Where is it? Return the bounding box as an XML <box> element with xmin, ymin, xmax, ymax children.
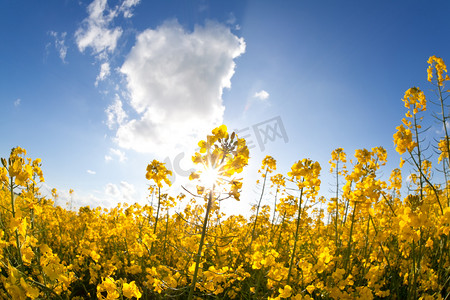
<box><xmin>95</xmin><ymin>62</ymin><xmax>111</xmax><ymax>85</ymax></box>
<box><xmin>75</xmin><ymin>0</ymin><xmax>140</xmax><ymax>55</ymax></box>
<box><xmin>115</xmin><ymin>20</ymin><xmax>245</xmax><ymax>155</ymax></box>
<box><xmin>244</xmin><ymin>89</ymin><xmax>270</xmax><ymax>112</ymax></box>
<box><xmin>87</xmin><ymin>169</ymin><xmax>96</xmax><ymax>175</ymax></box>
<box><xmin>75</xmin><ymin>0</ymin><xmax>122</xmax><ymax>55</ymax></box>
<box><xmin>105</xmin><ymin>148</ymin><xmax>127</xmax><ymax>162</ymax></box>
<box><xmin>254</xmin><ymin>90</ymin><xmax>270</xmax><ymax>100</ymax></box>
<box><xmin>119</xmin><ymin>0</ymin><xmax>140</xmax><ymax>18</ymax></box>
<box><xmin>434</xmin><ymin>120</ymin><xmax>450</xmax><ymax>135</ymax></box>
<box><xmin>105</xmin><ymin>94</ymin><xmax>127</xmax><ymax>129</ymax></box>
<box><xmin>226</xmin><ymin>12</ymin><xmax>236</xmax><ymax>25</ymax></box>
<box><xmin>105</xmin><ymin>181</ymin><xmax>136</xmax><ymax>203</ymax></box>
<box><xmin>14</xmin><ymin>98</ymin><xmax>21</xmax><ymax>107</ymax></box>
<box><xmin>226</xmin><ymin>12</ymin><xmax>241</xmax><ymax>30</ymax></box>
<box><xmin>75</xmin><ymin>0</ymin><xmax>141</xmax><ymax>89</ymax></box>
<box><xmin>48</xmin><ymin>31</ymin><xmax>68</xmax><ymax>63</ymax></box>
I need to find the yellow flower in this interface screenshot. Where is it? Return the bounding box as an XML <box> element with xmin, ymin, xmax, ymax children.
<box><xmin>279</xmin><ymin>285</ymin><xmax>292</xmax><ymax>298</ymax></box>
<box><xmin>122</xmin><ymin>281</ymin><xmax>142</xmax><ymax>299</ymax></box>
<box><xmin>20</xmin><ymin>277</ymin><xmax>40</xmax><ymax>298</ymax></box>
<box><xmin>399</xmin><ymin>157</ymin><xmax>405</xmax><ymax>168</ymax></box>
<box><xmin>438</xmin><ymin>138</ymin><xmax>449</xmax><ymax>163</ymax></box>
<box><xmin>288</xmin><ymin>158</ymin><xmax>321</xmax><ymax>194</ymax></box>
<box><xmin>0</xmin><ymin>166</ymin><xmax>8</xmax><ymax>184</ymax></box>
<box><xmin>393</xmin><ymin>124</ymin><xmax>416</xmax><ymax>154</ymax></box>
<box><xmin>428</xmin><ymin>55</ymin><xmax>448</xmax><ymax>86</ymax></box>
<box><xmin>402</xmin><ymin>87</ymin><xmax>426</xmax><ymax>116</ymax></box>
<box><xmin>389</xmin><ymin>168</ymin><xmax>402</xmax><ymax>190</ymax></box>
<box><xmin>261</xmin><ymin>155</ymin><xmax>277</xmax><ymax>173</ymax></box>
<box><xmin>145</xmin><ymin>160</ymin><xmax>172</xmax><ymax>188</ymax></box>
<box><xmin>97</xmin><ymin>277</ymin><xmax>119</xmax><ymax>300</ymax></box>
<box><xmin>306</xmin><ymin>284</ymin><xmax>315</xmax><ymax>294</ymax></box>
<box><xmin>189</xmin><ymin>125</ymin><xmax>249</xmax><ymax>196</ymax></box>
<box><xmin>211</xmin><ymin>124</ymin><xmax>228</xmax><ymax>139</ymax></box>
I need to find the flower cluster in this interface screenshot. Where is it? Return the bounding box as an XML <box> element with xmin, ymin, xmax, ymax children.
<box><xmin>427</xmin><ymin>55</ymin><xmax>449</xmax><ymax>86</ymax></box>
<box><xmin>393</xmin><ymin>124</ymin><xmax>416</xmax><ymax>155</ymax></box>
<box><xmin>402</xmin><ymin>87</ymin><xmax>426</xmax><ymax>117</ymax></box>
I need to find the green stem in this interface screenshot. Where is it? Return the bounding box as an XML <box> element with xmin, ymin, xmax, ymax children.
<box><xmin>437</xmin><ymin>77</ymin><xmax>450</xmax><ymax>171</ymax></box>
<box><xmin>150</xmin><ymin>187</ymin><xmax>161</xmax><ymax>254</ymax></box>
<box><xmin>287</xmin><ymin>187</ymin><xmax>304</xmax><ymax>286</ymax></box>
<box><xmin>249</xmin><ymin>167</ymin><xmax>269</xmax><ymax>252</ymax></box>
<box><xmin>188</xmin><ymin>188</ymin><xmax>214</xmax><ymax>300</ymax></box>
<box><xmin>10</xmin><ymin>176</ymin><xmax>23</xmax><ymax>268</ymax></box>
<box><xmin>271</xmin><ymin>187</ymin><xmax>279</xmax><ymax>228</ymax></box>
<box><xmin>413</xmin><ymin>112</ymin><xmax>425</xmax><ymax>208</ymax></box>
<box><xmin>344</xmin><ymin>201</ymin><xmax>357</xmax><ymax>275</ymax></box>
<box><xmin>411</xmin><ymin>240</ymin><xmax>417</xmax><ymax>300</ymax></box>
<box><xmin>335</xmin><ymin>160</ymin><xmax>340</xmax><ymax>248</ymax></box>
<box><xmin>409</xmin><ymin>152</ymin><xmax>444</xmax><ymax>214</ymax></box>
<box><xmin>163</xmin><ymin>210</ymin><xmax>169</xmax><ymax>264</ymax></box>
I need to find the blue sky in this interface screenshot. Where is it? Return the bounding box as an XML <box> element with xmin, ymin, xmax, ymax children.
<box><xmin>2</xmin><ymin>0</ymin><xmax>450</xmax><ymax>214</ymax></box>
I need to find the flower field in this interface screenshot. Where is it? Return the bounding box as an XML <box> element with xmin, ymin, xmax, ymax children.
<box><xmin>1</xmin><ymin>56</ymin><xmax>450</xmax><ymax>299</ymax></box>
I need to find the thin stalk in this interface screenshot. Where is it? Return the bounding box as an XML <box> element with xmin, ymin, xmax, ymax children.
<box><xmin>271</xmin><ymin>186</ymin><xmax>279</xmax><ymax>227</ymax></box>
<box><xmin>342</xmin><ymin>182</ymin><xmax>353</xmax><ymax>225</ymax></box>
<box><xmin>153</xmin><ymin>187</ymin><xmax>161</xmax><ymax>235</ymax></box>
<box><xmin>437</xmin><ymin>79</ymin><xmax>450</xmax><ymax>171</ymax></box>
<box><xmin>188</xmin><ymin>188</ymin><xmax>214</xmax><ymax>300</ymax></box>
<box><xmin>437</xmin><ymin>81</ymin><xmax>450</xmax><ymax>287</ymax></box>
<box><xmin>344</xmin><ymin>201</ymin><xmax>357</xmax><ymax>275</ymax></box>
<box><xmin>413</xmin><ymin>111</ymin><xmax>425</xmax><ymax>209</ymax></box>
<box><xmin>150</xmin><ymin>187</ymin><xmax>161</xmax><ymax>254</ymax></box>
<box><xmin>163</xmin><ymin>210</ymin><xmax>169</xmax><ymax>264</ymax></box>
<box><xmin>380</xmin><ymin>191</ymin><xmax>397</xmax><ymax>217</ymax></box>
<box><xmin>10</xmin><ymin>176</ymin><xmax>23</xmax><ymax>268</ymax></box>
<box><xmin>368</xmin><ymin>215</ymin><xmax>391</xmax><ymax>268</ymax></box>
<box><xmin>249</xmin><ymin>167</ymin><xmax>269</xmax><ymax>251</ymax></box>
<box><xmin>287</xmin><ymin>187</ymin><xmax>304</xmax><ymax>285</ymax></box>
<box><xmin>411</xmin><ymin>240</ymin><xmax>417</xmax><ymax>300</ymax></box>
<box><xmin>335</xmin><ymin>160</ymin><xmax>340</xmax><ymax>247</ymax></box>
<box><xmin>409</xmin><ymin>152</ymin><xmax>444</xmax><ymax>214</ymax></box>
<box><xmin>275</xmin><ymin>211</ymin><xmax>287</xmax><ymax>252</ymax></box>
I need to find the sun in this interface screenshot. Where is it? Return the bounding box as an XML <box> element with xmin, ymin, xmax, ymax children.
<box><xmin>199</xmin><ymin>166</ymin><xmax>220</xmax><ymax>190</ymax></box>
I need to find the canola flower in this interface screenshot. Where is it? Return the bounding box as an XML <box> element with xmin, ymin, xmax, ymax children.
<box><xmin>0</xmin><ymin>56</ymin><xmax>449</xmax><ymax>299</ymax></box>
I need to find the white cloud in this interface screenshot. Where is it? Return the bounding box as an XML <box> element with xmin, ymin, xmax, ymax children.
<box><xmin>226</xmin><ymin>13</ymin><xmax>241</xmax><ymax>31</ymax></box>
<box><xmin>244</xmin><ymin>89</ymin><xmax>270</xmax><ymax>112</ymax></box>
<box><xmin>406</xmin><ymin>174</ymin><xmax>413</xmax><ymax>183</ymax></box>
<box><xmin>14</xmin><ymin>98</ymin><xmax>21</xmax><ymax>107</ymax></box>
<box><xmin>75</xmin><ymin>0</ymin><xmax>126</xmax><ymax>55</ymax></box>
<box><xmin>105</xmin><ymin>94</ymin><xmax>127</xmax><ymax>129</ymax></box>
<box><xmin>87</xmin><ymin>169</ymin><xmax>96</xmax><ymax>175</ymax></box>
<box><xmin>435</xmin><ymin>120</ymin><xmax>450</xmax><ymax>135</ymax></box>
<box><xmin>105</xmin><ymin>182</ymin><xmax>120</xmax><ymax>197</ymax></box>
<box><xmin>41</xmin><ymin>183</ymin><xmax>142</xmax><ymax>211</ymax></box>
<box><xmin>95</xmin><ymin>62</ymin><xmax>111</xmax><ymax>85</ymax></box>
<box><xmin>49</xmin><ymin>31</ymin><xmax>68</xmax><ymax>63</ymax></box>
<box><xmin>120</xmin><ymin>0</ymin><xmax>140</xmax><ymax>18</ymax></box>
<box><xmin>111</xmin><ymin>148</ymin><xmax>127</xmax><ymax>162</ymax></box>
<box><xmin>254</xmin><ymin>90</ymin><xmax>270</xmax><ymax>100</ymax></box>
<box><xmin>104</xmin><ymin>181</ymin><xmax>136</xmax><ymax>203</ymax></box>
<box><xmin>105</xmin><ymin>148</ymin><xmax>127</xmax><ymax>162</ymax></box>
<box><xmin>115</xmin><ymin>20</ymin><xmax>246</xmax><ymax>154</ymax></box>
<box><xmin>226</xmin><ymin>12</ymin><xmax>236</xmax><ymax>25</ymax></box>
<box><xmin>120</xmin><ymin>181</ymin><xmax>136</xmax><ymax>202</ymax></box>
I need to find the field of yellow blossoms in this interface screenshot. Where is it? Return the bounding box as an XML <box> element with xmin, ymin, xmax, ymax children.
<box><xmin>1</xmin><ymin>56</ymin><xmax>450</xmax><ymax>299</ymax></box>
